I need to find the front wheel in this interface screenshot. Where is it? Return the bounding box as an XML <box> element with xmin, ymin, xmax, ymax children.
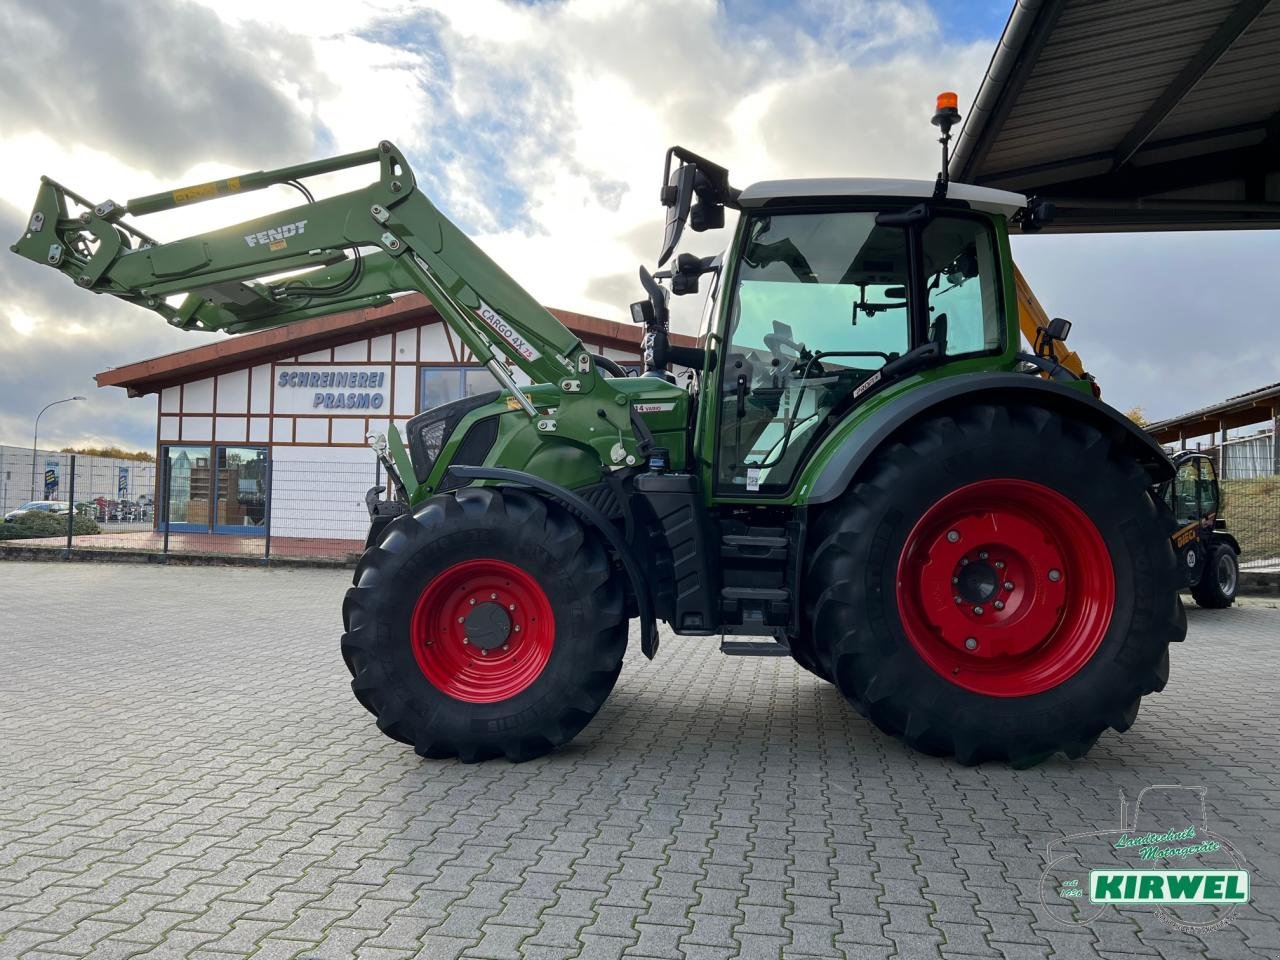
<box><xmin>805</xmin><ymin>404</ymin><xmax>1186</xmax><ymax>766</ymax></box>
<box><xmin>1191</xmin><ymin>542</ymin><xmax>1238</xmax><ymax>608</ymax></box>
<box><xmin>341</xmin><ymin>487</ymin><xmax>627</xmax><ymax>762</ymax></box>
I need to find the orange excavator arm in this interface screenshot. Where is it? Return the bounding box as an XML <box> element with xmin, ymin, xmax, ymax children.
<box><xmin>1014</xmin><ymin>262</ymin><xmax>1086</xmax><ymax>378</ymax></box>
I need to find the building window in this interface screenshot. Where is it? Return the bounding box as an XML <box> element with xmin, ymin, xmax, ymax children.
<box><xmin>420</xmin><ymin>366</ymin><xmax>500</xmax><ymax>412</ymax></box>
<box><xmin>162</xmin><ymin>444</ymin><xmax>268</xmax><ymax>535</ymax></box>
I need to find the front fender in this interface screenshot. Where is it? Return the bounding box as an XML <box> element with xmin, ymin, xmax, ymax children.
<box><xmin>806</xmin><ymin>373</ymin><xmax>1174</xmax><ymax>505</ymax></box>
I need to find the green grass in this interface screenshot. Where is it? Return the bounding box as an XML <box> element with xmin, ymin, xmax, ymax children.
<box><xmin>1220</xmin><ymin>478</ymin><xmax>1280</xmax><ymax>562</ymax></box>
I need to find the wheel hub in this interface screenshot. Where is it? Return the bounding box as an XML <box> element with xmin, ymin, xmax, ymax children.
<box><xmin>896</xmin><ymin>479</ymin><xmax>1114</xmax><ymax>697</ymax></box>
<box><xmin>955</xmin><ymin>560</ymin><xmax>999</xmax><ymax>604</ymax></box>
<box><xmin>464</xmin><ymin>603</ymin><xmax>512</xmax><ymax>651</ymax></box>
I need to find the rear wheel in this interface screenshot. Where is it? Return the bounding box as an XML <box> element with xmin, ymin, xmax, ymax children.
<box><xmin>342</xmin><ymin>487</ymin><xmax>627</xmax><ymax>762</ymax></box>
<box><xmin>1191</xmin><ymin>543</ymin><xmax>1237</xmax><ymax>609</ymax></box>
<box><xmin>805</xmin><ymin>404</ymin><xmax>1185</xmax><ymax>766</ymax></box>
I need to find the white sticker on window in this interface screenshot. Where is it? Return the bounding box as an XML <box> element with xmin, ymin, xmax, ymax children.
<box><xmin>746</xmin><ymin>467</ymin><xmax>762</xmax><ymax>491</ymax></box>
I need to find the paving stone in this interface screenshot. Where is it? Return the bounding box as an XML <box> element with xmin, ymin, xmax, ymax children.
<box><xmin>0</xmin><ymin>565</ymin><xmax>1275</xmax><ymax>960</ymax></box>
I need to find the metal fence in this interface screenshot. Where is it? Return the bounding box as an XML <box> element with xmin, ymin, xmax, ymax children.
<box><xmin>3</xmin><ymin>452</ymin><xmax>1278</xmax><ymax>572</ymax></box>
<box><xmin>0</xmin><ymin>456</ymin><xmax>381</xmax><ymax>566</ymax></box>
<box><xmin>1222</xmin><ymin>477</ymin><xmax>1280</xmax><ymax>569</ymax></box>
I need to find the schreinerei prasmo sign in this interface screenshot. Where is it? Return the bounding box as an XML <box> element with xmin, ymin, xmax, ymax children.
<box><xmin>273</xmin><ymin>365</ymin><xmax>391</xmax><ymax>417</ymax></box>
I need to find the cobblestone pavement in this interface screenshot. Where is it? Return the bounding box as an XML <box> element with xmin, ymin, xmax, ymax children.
<box><xmin>1</xmin><ymin>561</ymin><xmax>1276</xmax><ymax>960</ymax></box>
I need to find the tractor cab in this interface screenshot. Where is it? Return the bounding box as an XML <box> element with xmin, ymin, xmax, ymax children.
<box><xmin>633</xmin><ymin>144</ymin><xmax>1039</xmax><ymax>500</ymax></box>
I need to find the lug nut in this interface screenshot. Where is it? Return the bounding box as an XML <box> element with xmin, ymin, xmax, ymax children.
<box><xmin>457</xmin><ymin>617</ymin><xmax>465</xmax><ymax>623</ymax></box>
<box><xmin>1049</xmin><ymin>569</ymin><xmax>1062</xmax><ymax>582</ymax></box>
<box><xmin>481</xmin><ymin>649</ymin><xmax>488</xmax><ymax>656</ymax></box>
<box><xmin>960</xmin><ymin>558</ymin><xmax>969</xmax><ymax>566</ymax></box>
<box><xmin>462</xmin><ymin>637</ymin><xmax>469</xmax><ymax>644</ymax></box>
<box><xmin>995</xmin><ymin>561</ymin><xmax>1005</xmax><ymax>569</ymax></box>
<box><xmin>979</xmin><ymin>551</ymin><xmax>988</xmax><ymax>560</ymax></box>
<box><xmin>514</xmin><ymin>625</ymin><xmax>521</xmax><ymax>632</ymax></box>
<box><xmin>964</xmin><ymin>637</ymin><xmax>978</xmax><ymax>650</ymax></box>
<box><xmin>1004</xmin><ymin>581</ymin><xmax>1014</xmax><ymax>590</ymax></box>
<box><xmin>994</xmin><ymin>600</ymin><xmax>1004</xmax><ymax>611</ymax></box>
<box><xmin>954</xmin><ymin>595</ymin><xmax>962</xmax><ymax>604</ymax></box>
<box><xmin>952</xmin><ymin>576</ymin><xmax>959</xmax><ymax>585</ymax></box>
<box><xmin>490</xmin><ymin>593</ymin><xmax>497</xmax><ymax>600</ymax></box>
<box><xmin>502</xmin><ymin>644</ymin><xmax>509</xmax><ymax>651</ymax></box>
<box><xmin>508</xmin><ymin>604</ymin><xmax>515</xmax><ymax>611</ymax></box>
<box><xmin>947</xmin><ymin>530</ymin><xmax>960</xmax><ymax>543</ymax></box>
<box><xmin>469</xmin><ymin>598</ymin><xmax>477</xmax><ymax>605</ymax></box>
<box><xmin>973</xmin><ymin>606</ymin><xmax>984</xmax><ymax>615</ymax></box>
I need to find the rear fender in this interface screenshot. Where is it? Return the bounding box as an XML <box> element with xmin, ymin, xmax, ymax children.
<box><xmin>806</xmin><ymin>373</ymin><xmax>1174</xmax><ymax>505</ymax></box>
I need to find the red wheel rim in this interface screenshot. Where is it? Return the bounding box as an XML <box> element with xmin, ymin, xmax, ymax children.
<box><xmin>410</xmin><ymin>559</ymin><xmax>555</xmax><ymax>703</ymax></box>
<box><xmin>896</xmin><ymin>479</ymin><xmax>1114</xmax><ymax>697</ymax></box>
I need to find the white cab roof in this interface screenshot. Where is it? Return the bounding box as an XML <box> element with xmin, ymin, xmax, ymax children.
<box><xmin>738</xmin><ymin>178</ymin><xmax>1026</xmax><ymax>218</ymax></box>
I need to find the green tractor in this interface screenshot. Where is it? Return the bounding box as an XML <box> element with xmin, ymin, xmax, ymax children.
<box><xmin>12</xmin><ymin>99</ymin><xmax>1185</xmax><ymax>765</ymax></box>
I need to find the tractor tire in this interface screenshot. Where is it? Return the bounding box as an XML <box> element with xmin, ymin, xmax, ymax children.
<box><xmin>1191</xmin><ymin>543</ymin><xmax>1237</xmax><ymax>609</ymax></box>
<box><xmin>805</xmin><ymin>403</ymin><xmax>1186</xmax><ymax>766</ymax></box>
<box><xmin>341</xmin><ymin>487</ymin><xmax>627</xmax><ymax>762</ymax></box>
<box><xmin>789</xmin><ymin>641</ymin><xmax>834</xmax><ymax>683</ymax></box>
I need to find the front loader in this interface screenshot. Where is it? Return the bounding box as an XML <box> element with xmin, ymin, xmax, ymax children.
<box><xmin>12</xmin><ymin>96</ymin><xmax>1186</xmax><ymax>766</ymax></box>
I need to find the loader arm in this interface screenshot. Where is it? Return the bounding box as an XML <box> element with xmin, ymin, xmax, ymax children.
<box><xmin>10</xmin><ymin>141</ymin><xmax>644</xmax><ymax>468</ymax></box>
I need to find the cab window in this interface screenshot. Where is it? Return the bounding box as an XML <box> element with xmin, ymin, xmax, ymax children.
<box><xmin>1197</xmin><ymin>459</ymin><xmax>1219</xmax><ymax>516</ymax></box>
<box><xmin>717</xmin><ymin>211</ymin><xmax>910</xmax><ymax>493</ymax></box>
<box><xmin>921</xmin><ymin>216</ymin><xmax>1002</xmax><ymax>356</ymax></box>
<box><xmin>1172</xmin><ymin>459</ymin><xmax>1200</xmax><ymax>525</ymax></box>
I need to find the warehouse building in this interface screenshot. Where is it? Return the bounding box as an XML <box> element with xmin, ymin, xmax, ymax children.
<box><xmin>95</xmin><ymin>295</ymin><xmax>680</xmax><ymax>542</ymax></box>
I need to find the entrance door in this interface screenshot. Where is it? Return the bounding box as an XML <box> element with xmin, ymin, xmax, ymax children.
<box><xmin>162</xmin><ymin>445</ymin><xmax>212</xmax><ymax>532</ymax></box>
<box><xmin>213</xmin><ymin>446</ymin><xmax>269</xmax><ymax>535</ymax></box>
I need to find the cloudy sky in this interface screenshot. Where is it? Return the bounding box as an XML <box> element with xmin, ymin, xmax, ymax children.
<box><xmin>0</xmin><ymin>0</ymin><xmax>1276</xmax><ymax>452</ymax></box>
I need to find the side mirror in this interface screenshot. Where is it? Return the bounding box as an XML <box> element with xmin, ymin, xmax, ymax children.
<box><xmin>658</xmin><ymin>164</ymin><xmax>696</xmax><ymax>267</ymax></box>
<box><xmin>1045</xmin><ymin>316</ymin><xmax>1071</xmax><ymax>342</ymax></box>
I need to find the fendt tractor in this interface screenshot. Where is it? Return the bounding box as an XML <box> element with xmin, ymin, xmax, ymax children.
<box><xmin>12</xmin><ymin>95</ymin><xmax>1187</xmax><ymax>766</ymax></box>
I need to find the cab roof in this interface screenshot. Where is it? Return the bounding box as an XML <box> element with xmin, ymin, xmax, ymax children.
<box><xmin>737</xmin><ymin>178</ymin><xmax>1027</xmax><ymax>219</ymax></box>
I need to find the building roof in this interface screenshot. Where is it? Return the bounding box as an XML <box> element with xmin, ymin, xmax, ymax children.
<box><xmin>950</xmin><ymin>0</ymin><xmax>1280</xmax><ymax>233</ymax></box>
<box><xmin>737</xmin><ymin>178</ymin><xmax>1026</xmax><ymax>217</ymax></box>
<box><xmin>97</xmin><ymin>295</ymin><xmax>689</xmax><ymax>397</ymax></box>
<box><xmin>1147</xmin><ymin>381</ymin><xmax>1280</xmax><ymax>442</ymax></box>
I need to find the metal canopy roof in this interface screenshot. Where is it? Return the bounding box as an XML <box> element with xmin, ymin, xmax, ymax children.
<box><xmin>950</xmin><ymin>0</ymin><xmax>1280</xmax><ymax>232</ymax></box>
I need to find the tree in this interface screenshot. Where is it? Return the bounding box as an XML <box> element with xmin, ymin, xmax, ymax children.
<box><xmin>1123</xmin><ymin>406</ymin><xmax>1149</xmax><ymax>427</ymax></box>
<box><xmin>60</xmin><ymin>446</ymin><xmax>155</xmax><ymax>462</ymax></box>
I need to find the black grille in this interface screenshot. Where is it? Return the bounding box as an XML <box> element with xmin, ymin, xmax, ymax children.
<box><xmin>437</xmin><ymin>418</ymin><xmax>501</xmax><ymax>492</ymax></box>
<box><xmin>406</xmin><ymin>390</ymin><xmax>500</xmax><ymax>483</ymax></box>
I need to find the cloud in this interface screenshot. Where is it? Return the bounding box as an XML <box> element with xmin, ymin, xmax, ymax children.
<box><xmin>0</xmin><ymin>0</ymin><xmax>326</xmax><ymax>178</ymax></box>
<box><xmin>1</xmin><ymin>0</ymin><xmax>1272</xmax><ymax>454</ymax></box>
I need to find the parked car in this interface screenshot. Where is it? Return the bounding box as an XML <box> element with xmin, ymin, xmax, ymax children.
<box><xmin>3</xmin><ymin>501</ymin><xmax>71</xmax><ymax>522</ymax></box>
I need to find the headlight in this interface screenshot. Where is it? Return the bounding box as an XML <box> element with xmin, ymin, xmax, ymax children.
<box><xmin>419</xmin><ymin>419</ymin><xmax>447</xmax><ymax>465</ymax></box>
